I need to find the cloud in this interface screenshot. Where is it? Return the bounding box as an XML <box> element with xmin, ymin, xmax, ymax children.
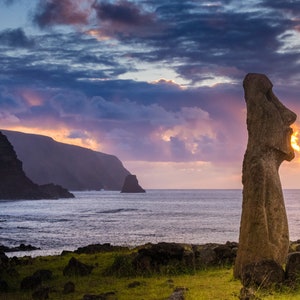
<box><xmin>0</xmin><ymin>28</ymin><xmax>34</xmax><ymax>48</ymax></box>
<box><xmin>34</xmin><ymin>0</ymin><xmax>92</xmax><ymax>28</ymax></box>
<box><xmin>1</xmin><ymin>0</ymin><xmax>300</xmax><ymax>188</ymax></box>
<box><xmin>91</xmin><ymin>0</ymin><xmax>159</xmax><ymax>37</ymax></box>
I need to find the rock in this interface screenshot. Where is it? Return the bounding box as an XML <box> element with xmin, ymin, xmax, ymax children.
<box><xmin>127</xmin><ymin>281</ymin><xmax>141</xmax><ymax>288</ymax></box>
<box><xmin>285</xmin><ymin>252</ymin><xmax>300</xmax><ymax>283</ymax></box>
<box><xmin>32</xmin><ymin>287</ymin><xmax>50</xmax><ymax>300</ymax></box>
<box><xmin>213</xmin><ymin>244</ymin><xmax>236</xmax><ymax>265</ymax></box>
<box><xmin>75</xmin><ymin>243</ymin><xmax>128</xmax><ymax>254</ymax></box>
<box><xmin>0</xmin><ymin>243</ymin><xmax>40</xmax><ymax>253</ymax></box>
<box><xmin>239</xmin><ymin>287</ymin><xmax>260</xmax><ymax>300</ymax></box>
<box><xmin>121</xmin><ymin>175</ymin><xmax>145</xmax><ymax>193</ymax></box>
<box><xmin>133</xmin><ymin>242</ymin><xmax>194</xmax><ymax>273</ymax></box>
<box><xmin>63</xmin><ymin>257</ymin><xmax>93</xmax><ymax>277</ymax></box>
<box><xmin>32</xmin><ymin>269</ymin><xmax>52</xmax><ymax>281</ymax></box>
<box><xmin>20</xmin><ymin>275</ymin><xmax>42</xmax><ymax>290</ymax></box>
<box><xmin>82</xmin><ymin>292</ymin><xmax>117</xmax><ymax>300</ymax></box>
<box><xmin>241</xmin><ymin>260</ymin><xmax>285</xmax><ymax>288</ymax></box>
<box><xmin>234</xmin><ymin>74</ymin><xmax>296</xmax><ymax>278</ymax></box>
<box><xmin>167</xmin><ymin>287</ymin><xmax>187</xmax><ymax>300</ymax></box>
<box><xmin>0</xmin><ymin>251</ymin><xmax>9</xmax><ymax>267</ymax></box>
<box><xmin>107</xmin><ymin>242</ymin><xmax>238</xmax><ymax>276</ymax></box>
<box><xmin>0</xmin><ymin>131</ymin><xmax>74</xmax><ymax>199</ymax></box>
<box><xmin>63</xmin><ymin>281</ymin><xmax>75</xmax><ymax>294</ymax></box>
<box><xmin>21</xmin><ymin>269</ymin><xmax>52</xmax><ymax>290</ymax></box>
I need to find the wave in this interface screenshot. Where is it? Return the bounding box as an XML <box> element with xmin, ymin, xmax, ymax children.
<box><xmin>97</xmin><ymin>208</ymin><xmax>139</xmax><ymax>214</ymax></box>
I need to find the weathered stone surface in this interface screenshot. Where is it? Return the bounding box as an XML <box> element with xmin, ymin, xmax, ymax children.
<box><xmin>167</xmin><ymin>287</ymin><xmax>187</xmax><ymax>300</ymax></box>
<box><xmin>121</xmin><ymin>174</ymin><xmax>145</xmax><ymax>193</ymax></box>
<box><xmin>133</xmin><ymin>242</ymin><xmax>194</xmax><ymax>273</ymax></box>
<box><xmin>285</xmin><ymin>252</ymin><xmax>300</xmax><ymax>282</ymax></box>
<box><xmin>234</xmin><ymin>74</ymin><xmax>296</xmax><ymax>278</ymax></box>
<box><xmin>241</xmin><ymin>260</ymin><xmax>285</xmax><ymax>288</ymax></box>
<box><xmin>63</xmin><ymin>257</ymin><xmax>93</xmax><ymax>277</ymax></box>
<box><xmin>0</xmin><ymin>131</ymin><xmax>74</xmax><ymax>199</ymax></box>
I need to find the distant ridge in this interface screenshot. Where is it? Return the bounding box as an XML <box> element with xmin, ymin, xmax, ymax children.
<box><xmin>3</xmin><ymin>130</ymin><xmax>130</xmax><ymax>191</ymax></box>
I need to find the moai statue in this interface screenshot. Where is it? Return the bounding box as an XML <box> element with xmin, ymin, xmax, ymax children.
<box><xmin>234</xmin><ymin>73</ymin><xmax>297</xmax><ymax>279</ymax></box>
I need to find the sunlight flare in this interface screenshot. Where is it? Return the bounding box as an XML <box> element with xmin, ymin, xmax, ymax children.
<box><xmin>291</xmin><ymin>126</ymin><xmax>300</xmax><ymax>152</ymax></box>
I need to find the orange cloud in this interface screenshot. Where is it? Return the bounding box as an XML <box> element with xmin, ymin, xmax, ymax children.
<box><xmin>0</xmin><ymin>125</ymin><xmax>101</xmax><ymax>151</ymax></box>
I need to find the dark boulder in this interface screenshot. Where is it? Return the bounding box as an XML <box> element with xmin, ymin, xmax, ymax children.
<box><xmin>107</xmin><ymin>242</ymin><xmax>239</xmax><ymax>276</ymax></box>
<box><xmin>213</xmin><ymin>243</ymin><xmax>236</xmax><ymax>265</ymax></box>
<box><xmin>285</xmin><ymin>252</ymin><xmax>300</xmax><ymax>283</ymax></box>
<box><xmin>20</xmin><ymin>275</ymin><xmax>42</xmax><ymax>290</ymax></box>
<box><xmin>75</xmin><ymin>243</ymin><xmax>128</xmax><ymax>254</ymax></box>
<box><xmin>241</xmin><ymin>260</ymin><xmax>285</xmax><ymax>288</ymax></box>
<box><xmin>21</xmin><ymin>269</ymin><xmax>52</xmax><ymax>290</ymax></box>
<box><xmin>0</xmin><ymin>251</ymin><xmax>9</xmax><ymax>267</ymax></box>
<box><xmin>32</xmin><ymin>269</ymin><xmax>52</xmax><ymax>281</ymax></box>
<box><xmin>133</xmin><ymin>243</ymin><xmax>194</xmax><ymax>273</ymax></box>
<box><xmin>121</xmin><ymin>175</ymin><xmax>145</xmax><ymax>193</ymax></box>
<box><xmin>63</xmin><ymin>257</ymin><xmax>93</xmax><ymax>277</ymax></box>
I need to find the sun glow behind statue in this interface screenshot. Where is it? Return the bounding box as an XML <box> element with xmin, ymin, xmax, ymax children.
<box><xmin>291</xmin><ymin>126</ymin><xmax>300</xmax><ymax>152</ymax></box>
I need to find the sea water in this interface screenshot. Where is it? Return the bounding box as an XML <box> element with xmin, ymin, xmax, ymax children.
<box><xmin>0</xmin><ymin>189</ymin><xmax>299</xmax><ymax>256</ymax></box>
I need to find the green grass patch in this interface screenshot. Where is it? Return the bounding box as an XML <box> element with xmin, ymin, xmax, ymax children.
<box><xmin>1</xmin><ymin>250</ymin><xmax>300</xmax><ymax>300</ymax></box>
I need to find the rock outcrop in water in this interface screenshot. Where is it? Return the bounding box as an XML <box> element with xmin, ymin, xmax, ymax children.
<box><xmin>121</xmin><ymin>174</ymin><xmax>145</xmax><ymax>193</ymax></box>
<box><xmin>3</xmin><ymin>130</ymin><xmax>130</xmax><ymax>191</ymax></box>
<box><xmin>0</xmin><ymin>131</ymin><xmax>74</xmax><ymax>199</ymax></box>
<box><xmin>234</xmin><ymin>73</ymin><xmax>297</xmax><ymax>281</ymax></box>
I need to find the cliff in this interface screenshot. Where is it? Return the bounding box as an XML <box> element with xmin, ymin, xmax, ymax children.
<box><xmin>0</xmin><ymin>132</ymin><xmax>74</xmax><ymax>199</ymax></box>
<box><xmin>121</xmin><ymin>175</ymin><xmax>145</xmax><ymax>193</ymax></box>
<box><xmin>2</xmin><ymin>130</ymin><xmax>130</xmax><ymax>191</ymax></box>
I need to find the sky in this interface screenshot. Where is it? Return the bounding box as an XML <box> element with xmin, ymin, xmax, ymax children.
<box><xmin>1</xmin><ymin>0</ymin><xmax>300</xmax><ymax>189</ymax></box>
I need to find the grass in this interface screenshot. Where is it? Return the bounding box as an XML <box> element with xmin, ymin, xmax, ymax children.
<box><xmin>1</xmin><ymin>249</ymin><xmax>300</xmax><ymax>300</ymax></box>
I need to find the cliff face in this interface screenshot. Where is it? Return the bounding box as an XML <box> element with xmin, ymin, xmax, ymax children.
<box><xmin>121</xmin><ymin>175</ymin><xmax>145</xmax><ymax>193</ymax></box>
<box><xmin>0</xmin><ymin>132</ymin><xmax>74</xmax><ymax>199</ymax></box>
<box><xmin>3</xmin><ymin>130</ymin><xmax>130</xmax><ymax>191</ymax></box>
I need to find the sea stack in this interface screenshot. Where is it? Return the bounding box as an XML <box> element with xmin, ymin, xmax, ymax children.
<box><xmin>0</xmin><ymin>131</ymin><xmax>74</xmax><ymax>199</ymax></box>
<box><xmin>234</xmin><ymin>74</ymin><xmax>296</xmax><ymax>281</ymax></box>
<box><xmin>121</xmin><ymin>174</ymin><xmax>145</xmax><ymax>193</ymax></box>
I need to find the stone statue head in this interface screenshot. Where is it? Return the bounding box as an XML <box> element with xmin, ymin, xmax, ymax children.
<box><xmin>243</xmin><ymin>73</ymin><xmax>296</xmax><ymax>162</ymax></box>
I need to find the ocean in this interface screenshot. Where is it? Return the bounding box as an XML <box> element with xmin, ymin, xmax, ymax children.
<box><xmin>0</xmin><ymin>189</ymin><xmax>299</xmax><ymax>257</ymax></box>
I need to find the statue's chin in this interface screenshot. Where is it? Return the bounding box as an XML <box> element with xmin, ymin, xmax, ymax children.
<box><xmin>284</xmin><ymin>149</ymin><xmax>295</xmax><ymax>162</ymax></box>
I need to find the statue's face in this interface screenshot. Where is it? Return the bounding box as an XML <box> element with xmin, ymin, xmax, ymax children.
<box><xmin>243</xmin><ymin>73</ymin><xmax>297</xmax><ymax>162</ymax></box>
<box><xmin>265</xmin><ymin>89</ymin><xmax>296</xmax><ymax>161</ymax></box>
